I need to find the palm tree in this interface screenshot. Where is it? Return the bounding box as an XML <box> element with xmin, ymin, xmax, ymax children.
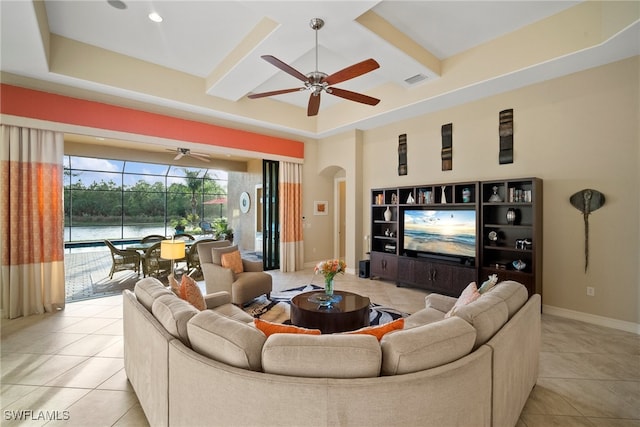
<box><xmin>183</xmin><ymin>170</ymin><xmax>203</xmax><ymax>218</ymax></box>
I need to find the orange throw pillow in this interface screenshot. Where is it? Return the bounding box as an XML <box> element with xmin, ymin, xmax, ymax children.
<box><xmin>221</xmin><ymin>250</ymin><xmax>244</xmax><ymax>274</ymax></box>
<box><xmin>346</xmin><ymin>318</ymin><xmax>405</xmax><ymax>341</ymax></box>
<box><xmin>254</xmin><ymin>319</ymin><xmax>321</xmax><ymax>337</ymax></box>
<box><xmin>180</xmin><ymin>275</ymin><xmax>206</xmax><ymax>311</ymax></box>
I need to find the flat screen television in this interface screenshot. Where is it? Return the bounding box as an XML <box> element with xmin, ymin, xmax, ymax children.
<box><xmin>403</xmin><ymin>209</ymin><xmax>476</xmax><ymax>260</ymax></box>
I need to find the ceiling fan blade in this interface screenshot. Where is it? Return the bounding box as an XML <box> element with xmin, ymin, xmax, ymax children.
<box><xmin>261</xmin><ymin>55</ymin><xmax>308</xmax><ymax>82</ymax></box>
<box><xmin>248</xmin><ymin>88</ymin><xmax>304</xmax><ymax>99</ymax></box>
<box><xmin>307</xmin><ymin>93</ymin><xmax>321</xmax><ymax>116</ymax></box>
<box><xmin>322</xmin><ymin>58</ymin><xmax>380</xmax><ymax>86</ymax></box>
<box><xmin>190</xmin><ymin>153</ymin><xmax>210</xmax><ymax>163</ymax></box>
<box><xmin>328</xmin><ymin>87</ymin><xmax>380</xmax><ymax>106</ymax></box>
<box><xmin>174</xmin><ymin>153</ymin><xmax>184</xmax><ymax>160</ymax></box>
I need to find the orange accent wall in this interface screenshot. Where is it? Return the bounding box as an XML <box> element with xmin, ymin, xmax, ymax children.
<box><xmin>0</xmin><ymin>84</ymin><xmax>304</xmax><ymax>159</ymax></box>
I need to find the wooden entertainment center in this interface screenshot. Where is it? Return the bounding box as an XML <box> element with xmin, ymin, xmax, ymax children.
<box><xmin>370</xmin><ymin>178</ymin><xmax>542</xmax><ymax>297</ymax></box>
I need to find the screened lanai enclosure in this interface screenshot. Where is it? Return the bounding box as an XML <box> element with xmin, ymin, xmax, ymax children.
<box><xmin>63</xmin><ymin>155</ymin><xmax>232</xmax><ymax>301</ymax></box>
<box><xmin>64</xmin><ymin>156</ymin><xmax>229</xmax><ymax>243</ymax></box>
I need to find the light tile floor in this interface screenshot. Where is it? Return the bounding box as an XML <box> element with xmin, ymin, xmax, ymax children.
<box><xmin>2</xmin><ymin>268</ymin><xmax>639</xmax><ymax>426</ymax></box>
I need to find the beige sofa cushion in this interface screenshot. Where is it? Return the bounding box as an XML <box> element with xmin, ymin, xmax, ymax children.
<box><xmin>485</xmin><ymin>281</ymin><xmax>528</xmax><ymax>318</ymax></box>
<box><xmin>187</xmin><ymin>310</ymin><xmax>265</xmax><ymax>371</ymax></box>
<box><xmin>197</xmin><ymin>240</ymin><xmax>231</xmax><ymax>264</ymax></box>
<box><xmin>134</xmin><ymin>277</ymin><xmax>173</xmax><ymax>311</ymax></box>
<box><xmin>262</xmin><ymin>334</ymin><xmax>381</xmax><ymax>378</ymax></box>
<box><xmin>454</xmin><ymin>294</ymin><xmax>508</xmax><ymax>349</ymax></box>
<box><xmin>211</xmin><ymin>303</ymin><xmax>255</xmax><ymax>323</ymax></box>
<box><xmin>151</xmin><ymin>294</ymin><xmax>199</xmax><ymax>346</ymax></box>
<box><xmin>403</xmin><ymin>307</ymin><xmax>445</xmax><ymax>329</ymax></box>
<box><xmin>380</xmin><ymin>317</ymin><xmax>476</xmax><ymax>375</ymax></box>
<box><xmin>212</xmin><ymin>245</ymin><xmax>239</xmax><ymax>265</ymax></box>
<box><xmin>424</xmin><ymin>293</ymin><xmax>457</xmax><ymax>314</ymax></box>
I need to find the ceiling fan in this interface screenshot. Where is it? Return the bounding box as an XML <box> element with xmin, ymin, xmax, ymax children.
<box><xmin>248</xmin><ymin>18</ymin><xmax>381</xmax><ymax>116</ymax></box>
<box><xmin>167</xmin><ymin>148</ymin><xmax>210</xmax><ymax>163</ymax></box>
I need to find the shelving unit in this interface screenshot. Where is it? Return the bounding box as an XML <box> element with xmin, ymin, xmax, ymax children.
<box><xmin>371</xmin><ymin>188</ymin><xmax>398</xmax><ymax>281</ymax></box>
<box><xmin>370</xmin><ymin>178</ymin><xmax>542</xmax><ymax>298</ymax></box>
<box><xmin>480</xmin><ymin>178</ymin><xmax>542</xmax><ymax>296</ymax></box>
<box><xmin>371</xmin><ymin>188</ymin><xmax>398</xmax><ymax>254</ymax></box>
<box><xmin>370</xmin><ymin>182</ymin><xmax>480</xmax><ymax>296</ymax></box>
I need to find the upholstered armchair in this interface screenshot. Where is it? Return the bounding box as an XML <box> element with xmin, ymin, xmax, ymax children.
<box><xmin>199</xmin><ymin>241</ymin><xmax>272</xmax><ymax>306</ymax></box>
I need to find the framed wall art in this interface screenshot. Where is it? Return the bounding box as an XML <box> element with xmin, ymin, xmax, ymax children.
<box><xmin>441</xmin><ymin>123</ymin><xmax>453</xmax><ymax>171</ymax></box>
<box><xmin>314</xmin><ymin>201</ymin><xmax>328</xmax><ymax>215</ymax></box>
<box><xmin>398</xmin><ymin>134</ymin><xmax>407</xmax><ymax>176</ymax></box>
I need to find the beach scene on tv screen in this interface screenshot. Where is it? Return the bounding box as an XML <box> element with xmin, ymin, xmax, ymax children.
<box><xmin>404</xmin><ymin>210</ymin><xmax>476</xmax><ymax>257</ymax></box>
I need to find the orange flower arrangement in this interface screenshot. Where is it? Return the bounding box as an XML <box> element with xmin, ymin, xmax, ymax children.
<box><xmin>314</xmin><ymin>259</ymin><xmax>347</xmax><ymax>283</ymax></box>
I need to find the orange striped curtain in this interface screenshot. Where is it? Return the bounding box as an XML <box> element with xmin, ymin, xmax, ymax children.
<box><xmin>0</xmin><ymin>125</ymin><xmax>65</xmax><ymax>319</ymax></box>
<box><xmin>279</xmin><ymin>162</ymin><xmax>303</xmax><ymax>272</ymax></box>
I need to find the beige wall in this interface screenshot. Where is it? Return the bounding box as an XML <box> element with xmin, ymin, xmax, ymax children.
<box><xmin>228</xmin><ymin>159</ymin><xmax>262</xmax><ymax>250</ymax></box>
<box><xmin>307</xmin><ymin>130</ymin><xmax>364</xmax><ymax>274</ymax></box>
<box><xmin>300</xmin><ymin>139</ymin><xmax>336</xmax><ymax>266</ymax></box>
<box><xmin>315</xmin><ymin>56</ymin><xmax>639</xmax><ymax>325</ymax></box>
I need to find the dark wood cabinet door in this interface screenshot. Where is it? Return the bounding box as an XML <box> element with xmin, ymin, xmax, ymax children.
<box><xmin>408</xmin><ymin>259</ymin><xmax>474</xmax><ymax>296</ymax></box>
<box><xmin>450</xmin><ymin>267</ymin><xmax>477</xmax><ymax>296</ymax></box>
<box><xmin>426</xmin><ymin>263</ymin><xmax>453</xmax><ymax>295</ymax></box>
<box><xmin>370</xmin><ymin>252</ymin><xmax>398</xmax><ymax>281</ymax></box>
<box><xmin>397</xmin><ymin>257</ymin><xmax>415</xmax><ymax>284</ymax></box>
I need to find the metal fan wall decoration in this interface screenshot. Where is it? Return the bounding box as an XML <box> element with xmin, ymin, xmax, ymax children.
<box><xmin>168</xmin><ymin>148</ymin><xmax>210</xmax><ymax>162</ymax></box>
<box><xmin>248</xmin><ymin>18</ymin><xmax>381</xmax><ymax>116</ymax></box>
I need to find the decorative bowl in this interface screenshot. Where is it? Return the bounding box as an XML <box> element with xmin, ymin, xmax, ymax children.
<box><xmin>512</xmin><ymin>260</ymin><xmax>527</xmax><ymax>271</ymax></box>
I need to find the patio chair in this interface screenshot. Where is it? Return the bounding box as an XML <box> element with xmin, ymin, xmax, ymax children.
<box><xmin>199</xmin><ymin>221</ymin><xmax>214</xmax><ymax>237</ymax></box>
<box><xmin>141</xmin><ymin>241</ymin><xmax>171</xmax><ymax>278</ymax></box>
<box><xmin>186</xmin><ymin>238</ymin><xmax>216</xmax><ymax>275</ymax></box>
<box><xmin>105</xmin><ymin>240</ymin><xmax>141</xmax><ymax>279</ymax></box>
<box><xmin>173</xmin><ymin>233</ymin><xmax>195</xmax><ymax>241</ymax></box>
<box><xmin>141</xmin><ymin>234</ymin><xmax>166</xmax><ymax>243</ymax></box>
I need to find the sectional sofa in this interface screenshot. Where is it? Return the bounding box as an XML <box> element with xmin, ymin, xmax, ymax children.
<box><xmin>123</xmin><ymin>277</ymin><xmax>540</xmax><ymax>427</ymax></box>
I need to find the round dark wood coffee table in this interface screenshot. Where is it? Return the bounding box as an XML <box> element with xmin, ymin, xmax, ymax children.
<box><xmin>290</xmin><ymin>290</ymin><xmax>370</xmax><ymax>334</ymax></box>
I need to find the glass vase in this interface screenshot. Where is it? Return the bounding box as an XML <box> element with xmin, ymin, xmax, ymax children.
<box><xmin>324</xmin><ymin>277</ymin><xmax>334</xmax><ymax>296</ymax></box>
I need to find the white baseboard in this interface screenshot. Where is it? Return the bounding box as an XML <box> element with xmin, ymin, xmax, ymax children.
<box><xmin>543</xmin><ymin>304</ymin><xmax>640</xmax><ymax>335</ymax></box>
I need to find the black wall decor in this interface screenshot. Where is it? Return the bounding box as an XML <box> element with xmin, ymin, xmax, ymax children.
<box><xmin>398</xmin><ymin>134</ymin><xmax>407</xmax><ymax>176</ymax></box>
<box><xmin>441</xmin><ymin>123</ymin><xmax>453</xmax><ymax>171</ymax></box>
<box><xmin>499</xmin><ymin>109</ymin><xmax>514</xmax><ymax>164</ymax></box>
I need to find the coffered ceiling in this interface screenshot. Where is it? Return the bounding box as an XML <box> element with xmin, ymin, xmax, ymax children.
<box><xmin>1</xmin><ymin>1</ymin><xmax>638</xmax><ymax>145</ymax></box>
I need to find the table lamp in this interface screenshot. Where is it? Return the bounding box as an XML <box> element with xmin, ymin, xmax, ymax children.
<box><xmin>161</xmin><ymin>239</ymin><xmax>186</xmax><ymax>282</ymax></box>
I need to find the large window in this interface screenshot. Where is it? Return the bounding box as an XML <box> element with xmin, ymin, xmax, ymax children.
<box><xmin>64</xmin><ymin>156</ymin><xmax>228</xmax><ymax>242</ymax></box>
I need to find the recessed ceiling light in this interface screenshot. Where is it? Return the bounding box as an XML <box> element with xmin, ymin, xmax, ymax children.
<box><xmin>148</xmin><ymin>12</ymin><xmax>163</xmax><ymax>23</ymax></box>
<box><xmin>107</xmin><ymin>0</ymin><xmax>127</xmax><ymax>10</ymax></box>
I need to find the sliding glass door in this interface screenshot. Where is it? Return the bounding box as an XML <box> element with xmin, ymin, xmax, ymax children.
<box><xmin>262</xmin><ymin>160</ymin><xmax>279</xmax><ymax>270</ymax></box>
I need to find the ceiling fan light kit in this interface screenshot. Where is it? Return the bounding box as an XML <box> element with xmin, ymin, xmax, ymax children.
<box><xmin>169</xmin><ymin>148</ymin><xmax>210</xmax><ymax>163</ymax></box>
<box><xmin>248</xmin><ymin>18</ymin><xmax>381</xmax><ymax>116</ymax></box>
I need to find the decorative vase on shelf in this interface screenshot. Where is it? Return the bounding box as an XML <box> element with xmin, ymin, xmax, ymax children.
<box><xmin>506</xmin><ymin>208</ymin><xmax>516</xmax><ymax>225</ymax></box>
<box><xmin>489</xmin><ymin>186</ymin><xmax>502</xmax><ymax>202</ymax></box>
<box><xmin>324</xmin><ymin>277</ymin><xmax>334</xmax><ymax>296</ymax></box>
<box><xmin>462</xmin><ymin>188</ymin><xmax>471</xmax><ymax>203</ymax></box>
<box><xmin>384</xmin><ymin>206</ymin><xmax>392</xmax><ymax>221</ymax></box>
<box><xmin>512</xmin><ymin>260</ymin><xmax>527</xmax><ymax>271</ymax></box>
